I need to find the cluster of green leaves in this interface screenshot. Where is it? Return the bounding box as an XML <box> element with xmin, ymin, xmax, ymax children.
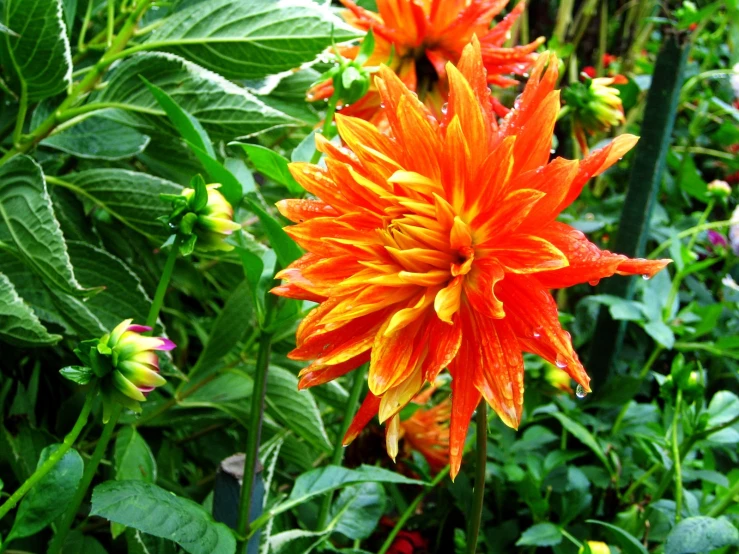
<box><xmin>0</xmin><ymin>0</ymin><xmax>738</xmax><ymax>553</ymax></box>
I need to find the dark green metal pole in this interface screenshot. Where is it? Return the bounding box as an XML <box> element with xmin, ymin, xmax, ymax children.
<box><xmin>587</xmin><ymin>31</ymin><xmax>690</xmax><ymax>385</ymax></box>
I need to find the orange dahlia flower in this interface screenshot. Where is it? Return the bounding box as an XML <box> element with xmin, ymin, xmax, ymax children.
<box><xmin>274</xmin><ymin>39</ymin><xmax>670</xmax><ymax>478</ymax></box>
<box><xmin>308</xmin><ymin>0</ymin><xmax>544</xmax><ymax>125</ymax></box>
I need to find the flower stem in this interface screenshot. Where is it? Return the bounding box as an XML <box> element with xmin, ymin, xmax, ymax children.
<box><xmin>146</xmin><ymin>234</ymin><xmax>183</xmax><ymax>330</ymax></box>
<box><xmin>671</xmin><ymin>389</ymin><xmax>683</xmax><ymax>523</ymax></box>
<box><xmin>467</xmin><ymin>402</ymin><xmax>488</xmax><ymax>554</ymax></box>
<box><xmin>316</xmin><ymin>365</ymin><xmax>367</xmax><ymax>530</ymax></box>
<box><xmin>708</xmin><ymin>475</ymin><xmax>739</xmax><ymax>517</ymax></box>
<box><xmin>377</xmin><ymin>467</ymin><xmax>449</xmax><ymax>554</ymax></box>
<box><xmin>310</xmin><ymin>95</ymin><xmax>339</xmax><ymax>164</ymax></box>
<box><xmin>235</xmin><ymin>329</ymin><xmax>274</xmax><ymax>549</ymax></box>
<box><xmin>0</xmin><ymin>393</ymin><xmax>95</xmax><ymax>522</ymax></box>
<box><xmin>48</xmin><ymin>406</ymin><xmax>121</xmax><ymax>554</ymax></box>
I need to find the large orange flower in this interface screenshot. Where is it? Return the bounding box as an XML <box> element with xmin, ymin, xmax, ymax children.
<box><xmin>308</xmin><ymin>0</ymin><xmax>543</xmax><ymax>125</ymax></box>
<box><xmin>274</xmin><ymin>39</ymin><xmax>670</xmax><ymax>478</ymax></box>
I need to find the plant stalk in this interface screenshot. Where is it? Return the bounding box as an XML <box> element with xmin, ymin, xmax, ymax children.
<box><xmin>0</xmin><ymin>394</ymin><xmax>95</xmax><ymax>522</ymax></box>
<box><xmin>467</xmin><ymin>402</ymin><xmax>488</xmax><ymax>554</ymax></box>
<box><xmin>146</xmin><ymin>234</ymin><xmax>184</xmax><ymax>330</ymax></box>
<box><xmin>316</xmin><ymin>366</ymin><xmax>366</xmax><ymax>530</ymax></box>
<box><xmin>377</xmin><ymin>467</ymin><xmax>449</xmax><ymax>554</ymax></box>
<box><xmin>236</xmin><ymin>329</ymin><xmax>274</xmax><ymax>549</ymax></box>
<box><xmin>48</xmin><ymin>406</ymin><xmax>121</xmax><ymax>554</ymax></box>
<box><xmin>671</xmin><ymin>390</ymin><xmax>683</xmax><ymax>522</ymax></box>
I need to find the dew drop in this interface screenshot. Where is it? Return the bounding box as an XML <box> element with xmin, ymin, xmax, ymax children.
<box><xmin>532</xmin><ymin>329</ymin><xmax>541</xmax><ymax>338</ymax></box>
<box><xmin>575</xmin><ymin>384</ymin><xmax>587</xmax><ymax>398</ymax></box>
<box><xmin>441</xmin><ymin>102</ymin><xmax>448</xmax><ymax>114</ymax></box>
<box><xmin>588</xmin><ymin>279</ymin><xmax>600</xmax><ymax>286</ymax></box>
<box><xmin>642</xmin><ymin>274</ymin><xmax>651</xmax><ymax>280</ymax></box>
<box><xmin>302</xmin><ymin>168</ymin><xmax>312</xmax><ymax>175</ymax></box>
<box><xmin>555</xmin><ymin>356</ymin><xmax>568</xmax><ymax>369</ymax></box>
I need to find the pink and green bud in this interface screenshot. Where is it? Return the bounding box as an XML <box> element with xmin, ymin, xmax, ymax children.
<box><xmin>707</xmin><ymin>179</ymin><xmax>731</xmax><ymax>201</ymax></box>
<box><xmin>578</xmin><ymin>542</ymin><xmax>611</xmax><ymax>554</ymax></box>
<box><xmin>97</xmin><ymin>319</ymin><xmax>174</xmax><ymax>422</ymax></box>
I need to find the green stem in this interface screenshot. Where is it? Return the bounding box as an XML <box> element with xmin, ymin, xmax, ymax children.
<box><xmin>377</xmin><ymin>467</ymin><xmax>449</xmax><ymax>554</ymax></box>
<box><xmin>611</xmin><ymin>346</ymin><xmax>663</xmax><ymax>435</ymax></box>
<box><xmin>316</xmin><ymin>365</ymin><xmax>366</xmax><ymax>530</ymax></box>
<box><xmin>467</xmin><ymin>403</ymin><xmax>488</xmax><ymax>554</ymax></box>
<box><xmin>708</xmin><ymin>477</ymin><xmax>739</xmax><ymax>517</ymax></box>
<box><xmin>671</xmin><ymin>390</ymin><xmax>683</xmax><ymax>522</ymax></box>
<box><xmin>146</xmin><ymin>234</ymin><xmax>183</xmax><ymax>330</ymax></box>
<box><xmin>561</xmin><ymin>529</ymin><xmax>583</xmax><ymax>549</ymax></box>
<box><xmin>0</xmin><ymin>394</ymin><xmax>95</xmax><ymax>522</ymax></box>
<box><xmin>553</xmin><ymin>0</ymin><xmax>575</xmax><ymax>43</ymax></box>
<box><xmin>107</xmin><ymin>0</ymin><xmax>115</xmax><ymax>47</ymax></box>
<box><xmin>11</xmin><ymin>82</ymin><xmax>27</xmax><ymax>147</ymax></box>
<box><xmin>686</xmin><ymin>200</ymin><xmax>715</xmax><ymax>253</ymax></box>
<box><xmin>235</xmin><ymin>329</ymin><xmax>274</xmax><ymax>549</ymax></box>
<box><xmin>650</xmin><ymin>219</ymin><xmax>735</xmax><ymax>258</ymax></box>
<box><xmin>78</xmin><ymin>0</ymin><xmax>94</xmax><ymax>51</ymax></box>
<box><xmin>0</xmin><ymin>0</ymin><xmax>153</xmax><ymax>168</ymax></box>
<box><xmin>48</xmin><ymin>405</ymin><xmax>121</xmax><ymax>554</ymax></box>
<box><xmin>310</xmin><ymin>95</ymin><xmax>339</xmax><ymax>164</ymax></box>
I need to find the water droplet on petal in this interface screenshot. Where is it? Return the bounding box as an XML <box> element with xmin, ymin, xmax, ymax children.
<box><xmin>441</xmin><ymin>102</ymin><xmax>448</xmax><ymax>114</ymax></box>
<box><xmin>642</xmin><ymin>274</ymin><xmax>651</xmax><ymax>280</ymax></box>
<box><xmin>588</xmin><ymin>279</ymin><xmax>600</xmax><ymax>286</ymax></box>
<box><xmin>532</xmin><ymin>330</ymin><xmax>541</xmax><ymax>338</ymax></box>
<box><xmin>555</xmin><ymin>356</ymin><xmax>568</xmax><ymax>369</ymax></box>
<box><xmin>575</xmin><ymin>384</ymin><xmax>587</xmax><ymax>398</ymax></box>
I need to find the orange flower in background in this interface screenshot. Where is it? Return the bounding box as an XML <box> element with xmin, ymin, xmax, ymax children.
<box><xmin>308</xmin><ymin>0</ymin><xmax>544</xmax><ymax>125</ymax></box>
<box><xmin>274</xmin><ymin>39</ymin><xmax>670</xmax><ymax>478</ymax></box>
<box><xmin>386</xmin><ymin>385</ymin><xmax>450</xmax><ymax>472</ymax></box>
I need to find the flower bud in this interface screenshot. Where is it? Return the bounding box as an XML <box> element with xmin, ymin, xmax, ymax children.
<box><xmin>707</xmin><ymin>179</ymin><xmax>731</xmax><ymax>201</ymax></box>
<box><xmin>730</xmin><ymin>205</ymin><xmax>739</xmax><ymax>256</ymax></box>
<box><xmin>563</xmin><ymin>75</ymin><xmax>627</xmax><ymax>154</ymax></box>
<box><xmin>68</xmin><ymin>319</ymin><xmax>175</xmax><ymax>422</ymax></box>
<box><xmin>181</xmin><ymin>183</ymin><xmax>241</xmax><ymax>252</ymax></box>
<box><xmin>579</xmin><ymin>541</ymin><xmax>611</xmax><ymax>554</ymax></box>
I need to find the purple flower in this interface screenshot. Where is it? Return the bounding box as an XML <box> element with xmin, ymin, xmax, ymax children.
<box><xmin>707</xmin><ymin>230</ymin><xmax>728</xmax><ymax>248</ymax></box>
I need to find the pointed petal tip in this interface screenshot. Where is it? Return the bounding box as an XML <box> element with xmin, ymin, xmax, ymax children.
<box><xmin>156</xmin><ymin>337</ymin><xmax>176</xmax><ymax>351</ymax></box>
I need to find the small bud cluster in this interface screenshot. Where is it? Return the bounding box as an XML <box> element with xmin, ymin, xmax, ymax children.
<box><xmin>161</xmin><ymin>175</ymin><xmax>241</xmax><ymax>255</ymax></box>
<box><xmin>312</xmin><ymin>30</ymin><xmax>378</xmax><ymax>106</ymax></box>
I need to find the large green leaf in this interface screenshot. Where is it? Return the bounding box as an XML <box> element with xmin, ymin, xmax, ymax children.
<box><xmin>4</xmin><ymin>0</ymin><xmax>71</xmax><ymax>100</ymax></box>
<box><xmin>274</xmin><ymin>465</ymin><xmax>425</xmax><ymax>516</ymax></box>
<box><xmin>7</xmin><ymin>445</ymin><xmax>83</xmax><ymax>541</ymax></box>
<box><xmin>42</xmin><ymin>114</ymin><xmax>151</xmax><ymax>160</ymax></box>
<box><xmin>265</xmin><ymin>365</ymin><xmax>331</xmax><ymax>453</ymax></box>
<box><xmin>0</xmin><ymin>155</ymin><xmax>88</xmax><ymax>296</ymax></box>
<box><xmin>190</xmin><ymin>279</ymin><xmax>254</xmax><ymax>378</ymax></box>
<box><xmin>114</xmin><ymin>426</ymin><xmax>157</xmax><ymax>482</ymax></box>
<box><xmin>142</xmin><ymin>0</ymin><xmax>359</xmax><ymax>79</ymax></box>
<box><xmin>0</xmin><ymin>271</ymin><xmax>60</xmax><ymax>346</ymax></box>
<box><xmin>244</xmin><ymin>194</ymin><xmax>302</xmax><ymax>268</ymax></box>
<box><xmin>330</xmin><ymin>482</ymin><xmax>386</xmax><ymax>540</ymax></box>
<box><xmin>587</xmin><ymin>520</ymin><xmax>649</xmax><ymax>554</ymax></box>
<box><xmin>665</xmin><ymin>517</ymin><xmax>739</xmax><ymax>554</ymax></box>
<box><xmin>234</xmin><ymin>143</ymin><xmax>303</xmax><ymax>195</ymax></box>
<box><xmin>515</xmin><ymin>523</ymin><xmax>563</xmax><ymax>547</ymax></box>
<box><xmin>66</xmin><ymin>241</ymin><xmax>152</xmax><ymax>331</ymax></box>
<box><xmin>93</xmin><ymin>53</ymin><xmax>298</xmax><ymax>141</ymax></box>
<box><xmin>60</xmin><ymin>169</ymin><xmax>181</xmax><ymax>239</ymax></box>
<box><xmin>91</xmin><ymin>480</ymin><xmax>236</xmax><ymax>554</ymax></box>
<box><xmin>551</xmin><ymin>412</ymin><xmax>612</xmax><ymax>473</ymax></box>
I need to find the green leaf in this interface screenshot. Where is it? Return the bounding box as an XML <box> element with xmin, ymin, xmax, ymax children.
<box><xmin>65</xmin><ymin>241</ymin><xmax>153</xmax><ymax>331</ymax></box>
<box><xmin>41</xmin><ymin>114</ymin><xmax>151</xmax><ymax>160</ymax></box>
<box><xmin>707</xmin><ymin>391</ymin><xmax>739</xmax><ymax>427</ymax></box>
<box><xmin>62</xmin><ymin>531</ymin><xmax>108</xmax><ymax>554</ymax></box>
<box><xmin>115</xmin><ymin>427</ymin><xmax>157</xmax><ymax>482</ymax></box>
<box><xmin>664</xmin><ymin>516</ymin><xmax>739</xmax><ymax>554</ymax></box>
<box><xmin>642</xmin><ymin>320</ymin><xmax>675</xmax><ymax>349</ymax></box>
<box><xmin>191</xmin><ymin>280</ymin><xmax>253</xmax><ymax>377</ymax></box>
<box><xmin>91</xmin><ymin>480</ymin><xmax>236</xmax><ymax>554</ymax></box>
<box><xmin>4</xmin><ymin>0</ymin><xmax>72</xmax><ymax>100</ymax></box>
<box><xmin>94</xmin><ymin>53</ymin><xmax>298</xmax><ymax>141</ymax></box>
<box><xmin>0</xmin><ymin>155</ymin><xmax>89</xmax><ymax>296</ymax></box>
<box><xmin>515</xmin><ymin>523</ymin><xmax>563</xmax><ymax>547</ymax></box>
<box><xmin>184</xmin><ymin>141</ymin><xmax>243</xmax><ymax>206</ymax></box>
<box><xmin>244</xmin><ymin>194</ymin><xmax>302</xmax><ymax>268</ymax></box>
<box><xmin>274</xmin><ymin>465</ymin><xmax>425</xmax><ymax>516</ymax></box>
<box><xmin>60</xmin><ymin>365</ymin><xmax>94</xmax><ymax>385</ymax></box>
<box><xmin>8</xmin><ymin>445</ymin><xmax>83</xmax><ymax>540</ymax></box>
<box><xmin>142</xmin><ymin>0</ymin><xmax>359</xmax><ymax>79</ymax></box>
<box><xmin>265</xmin><ymin>365</ymin><xmax>331</xmax><ymax>453</ymax></box>
<box><xmin>0</xmin><ymin>272</ymin><xmax>61</xmax><ymax>346</ymax></box>
<box><xmin>141</xmin><ymin>77</ymin><xmax>215</xmax><ymax>158</ymax></box>
<box><xmin>550</xmin><ymin>412</ymin><xmax>612</xmax><ymax>473</ymax></box>
<box><xmin>587</xmin><ymin>520</ymin><xmax>649</xmax><ymax>554</ymax></box>
<box><xmin>61</xmin><ymin>169</ymin><xmax>182</xmax><ymax>239</ymax></box>
<box><xmin>330</xmin><ymin>482</ymin><xmax>386</xmax><ymax>540</ymax></box>
<box><xmin>234</xmin><ymin>143</ymin><xmax>303</xmax><ymax>195</ymax></box>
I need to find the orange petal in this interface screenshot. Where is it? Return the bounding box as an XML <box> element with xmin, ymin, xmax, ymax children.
<box><xmin>276</xmin><ymin>199</ymin><xmax>338</xmax><ymax>223</ymax></box>
<box><xmin>482</xmin><ymin>234</ymin><xmax>569</xmax><ymax>274</ymax></box>
<box><xmin>535</xmin><ymin>222</ymin><xmax>671</xmax><ymax>288</ymax></box>
<box><xmin>343</xmin><ymin>392</ymin><xmax>381</xmax><ymax>445</ymax></box>
<box><xmin>298</xmin><ymin>351</ymin><xmax>371</xmax><ymax>389</ymax></box>
<box><xmin>463</xmin><ymin>259</ymin><xmax>505</xmax><ymax>318</ymax></box>
<box><xmin>434</xmin><ymin>275</ymin><xmax>463</xmax><ymax>323</ymax></box>
<box><xmin>499</xmin><ymin>274</ymin><xmax>590</xmax><ymax>391</ymax></box>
